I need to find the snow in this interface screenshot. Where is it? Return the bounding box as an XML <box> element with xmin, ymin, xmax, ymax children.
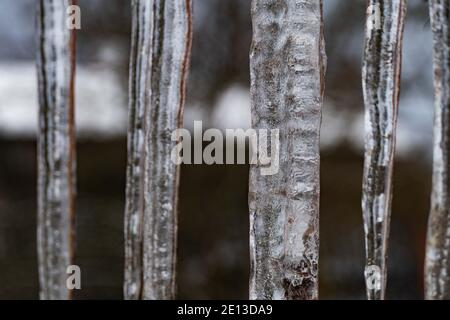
<box><xmin>0</xmin><ymin>63</ymin><xmax>127</xmax><ymax>139</ymax></box>
<box><xmin>211</xmin><ymin>85</ymin><xmax>251</xmax><ymax>130</ymax></box>
<box><xmin>0</xmin><ymin>60</ymin><xmax>436</xmax><ymax>164</ymax></box>
<box><xmin>0</xmin><ymin>0</ymin><xmax>436</xmax><ymax>163</ymax></box>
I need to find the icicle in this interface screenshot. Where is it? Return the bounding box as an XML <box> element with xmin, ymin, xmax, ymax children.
<box><xmin>361</xmin><ymin>0</ymin><xmax>406</xmax><ymax>300</ymax></box>
<box><xmin>123</xmin><ymin>0</ymin><xmax>148</xmax><ymax>300</ymax></box>
<box><xmin>425</xmin><ymin>0</ymin><xmax>450</xmax><ymax>300</ymax></box>
<box><xmin>249</xmin><ymin>0</ymin><xmax>326</xmax><ymax>300</ymax></box>
<box><xmin>124</xmin><ymin>0</ymin><xmax>192</xmax><ymax>300</ymax></box>
<box><xmin>37</xmin><ymin>0</ymin><xmax>77</xmax><ymax>300</ymax></box>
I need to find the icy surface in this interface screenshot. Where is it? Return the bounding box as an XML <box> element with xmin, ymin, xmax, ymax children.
<box><xmin>425</xmin><ymin>0</ymin><xmax>450</xmax><ymax>300</ymax></box>
<box><xmin>36</xmin><ymin>0</ymin><xmax>76</xmax><ymax>300</ymax></box>
<box><xmin>249</xmin><ymin>0</ymin><xmax>325</xmax><ymax>300</ymax></box>
<box><xmin>361</xmin><ymin>0</ymin><xmax>406</xmax><ymax>300</ymax></box>
<box><xmin>124</xmin><ymin>0</ymin><xmax>192</xmax><ymax>300</ymax></box>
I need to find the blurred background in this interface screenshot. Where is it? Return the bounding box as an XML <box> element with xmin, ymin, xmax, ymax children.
<box><xmin>0</xmin><ymin>0</ymin><xmax>433</xmax><ymax>299</ymax></box>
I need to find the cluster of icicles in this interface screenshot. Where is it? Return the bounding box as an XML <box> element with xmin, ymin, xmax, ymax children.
<box><xmin>35</xmin><ymin>0</ymin><xmax>450</xmax><ymax>300</ymax></box>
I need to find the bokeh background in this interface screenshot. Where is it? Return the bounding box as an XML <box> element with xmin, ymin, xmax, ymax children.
<box><xmin>0</xmin><ymin>0</ymin><xmax>433</xmax><ymax>299</ymax></box>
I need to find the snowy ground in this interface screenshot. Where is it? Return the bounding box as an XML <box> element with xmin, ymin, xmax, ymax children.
<box><xmin>0</xmin><ymin>61</ymin><xmax>434</xmax><ymax>161</ymax></box>
<box><xmin>0</xmin><ymin>63</ymin><xmax>127</xmax><ymax>139</ymax></box>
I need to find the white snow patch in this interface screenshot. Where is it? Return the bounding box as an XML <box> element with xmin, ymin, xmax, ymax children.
<box><xmin>211</xmin><ymin>85</ymin><xmax>251</xmax><ymax>130</ymax></box>
<box><xmin>0</xmin><ymin>60</ymin><xmax>434</xmax><ymax>162</ymax></box>
<box><xmin>0</xmin><ymin>62</ymin><xmax>127</xmax><ymax>139</ymax></box>
<box><xmin>183</xmin><ymin>103</ymin><xmax>210</xmax><ymax>131</ymax></box>
<box><xmin>320</xmin><ymin>100</ymin><xmax>350</xmax><ymax>149</ymax></box>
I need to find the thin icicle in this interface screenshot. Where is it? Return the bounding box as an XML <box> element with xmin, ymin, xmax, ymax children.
<box><xmin>37</xmin><ymin>0</ymin><xmax>77</xmax><ymax>300</ymax></box>
<box><xmin>123</xmin><ymin>0</ymin><xmax>149</xmax><ymax>300</ymax></box>
<box><xmin>361</xmin><ymin>0</ymin><xmax>406</xmax><ymax>300</ymax></box>
<box><xmin>425</xmin><ymin>0</ymin><xmax>450</xmax><ymax>300</ymax></box>
<box><xmin>124</xmin><ymin>0</ymin><xmax>192</xmax><ymax>300</ymax></box>
<box><xmin>249</xmin><ymin>0</ymin><xmax>326</xmax><ymax>300</ymax></box>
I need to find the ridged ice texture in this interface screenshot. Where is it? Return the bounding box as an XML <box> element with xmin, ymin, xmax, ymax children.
<box><xmin>124</xmin><ymin>0</ymin><xmax>192</xmax><ymax>300</ymax></box>
<box><xmin>426</xmin><ymin>0</ymin><xmax>450</xmax><ymax>300</ymax></box>
<box><xmin>37</xmin><ymin>0</ymin><xmax>77</xmax><ymax>300</ymax></box>
<box><xmin>249</xmin><ymin>0</ymin><xmax>326</xmax><ymax>300</ymax></box>
<box><xmin>361</xmin><ymin>0</ymin><xmax>406</xmax><ymax>300</ymax></box>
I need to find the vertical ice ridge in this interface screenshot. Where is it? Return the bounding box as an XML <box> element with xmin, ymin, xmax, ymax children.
<box><xmin>124</xmin><ymin>0</ymin><xmax>151</xmax><ymax>300</ymax></box>
<box><xmin>425</xmin><ymin>0</ymin><xmax>450</xmax><ymax>300</ymax></box>
<box><xmin>124</xmin><ymin>0</ymin><xmax>192</xmax><ymax>300</ymax></box>
<box><xmin>37</xmin><ymin>0</ymin><xmax>77</xmax><ymax>300</ymax></box>
<box><xmin>361</xmin><ymin>0</ymin><xmax>406</xmax><ymax>300</ymax></box>
<box><xmin>249</xmin><ymin>0</ymin><xmax>325</xmax><ymax>300</ymax></box>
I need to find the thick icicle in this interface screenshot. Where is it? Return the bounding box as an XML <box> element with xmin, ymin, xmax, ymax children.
<box><xmin>37</xmin><ymin>0</ymin><xmax>77</xmax><ymax>300</ymax></box>
<box><xmin>249</xmin><ymin>0</ymin><xmax>326</xmax><ymax>300</ymax></box>
<box><xmin>124</xmin><ymin>0</ymin><xmax>192</xmax><ymax>300</ymax></box>
<box><xmin>425</xmin><ymin>0</ymin><xmax>450</xmax><ymax>300</ymax></box>
<box><xmin>361</xmin><ymin>0</ymin><xmax>406</xmax><ymax>300</ymax></box>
